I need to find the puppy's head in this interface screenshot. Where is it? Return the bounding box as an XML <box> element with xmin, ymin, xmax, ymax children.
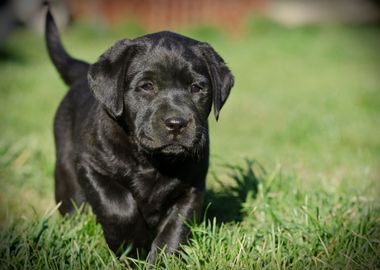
<box><xmin>88</xmin><ymin>31</ymin><xmax>233</xmax><ymax>155</ymax></box>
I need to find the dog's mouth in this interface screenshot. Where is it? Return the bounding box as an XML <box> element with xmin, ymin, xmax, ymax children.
<box><xmin>158</xmin><ymin>144</ymin><xmax>188</xmax><ymax>155</ymax></box>
<box><xmin>138</xmin><ymin>138</ymin><xmax>191</xmax><ymax>155</ymax></box>
<box><xmin>137</xmin><ymin>131</ymin><xmax>203</xmax><ymax>156</ymax></box>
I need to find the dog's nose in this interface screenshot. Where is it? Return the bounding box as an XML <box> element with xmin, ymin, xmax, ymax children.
<box><xmin>164</xmin><ymin>117</ymin><xmax>188</xmax><ymax>134</ymax></box>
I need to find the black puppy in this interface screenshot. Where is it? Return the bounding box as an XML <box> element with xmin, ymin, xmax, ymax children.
<box><xmin>45</xmin><ymin>7</ymin><xmax>233</xmax><ymax>263</ymax></box>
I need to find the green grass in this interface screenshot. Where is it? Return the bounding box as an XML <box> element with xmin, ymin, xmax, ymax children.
<box><xmin>0</xmin><ymin>18</ymin><xmax>379</xmax><ymax>269</ymax></box>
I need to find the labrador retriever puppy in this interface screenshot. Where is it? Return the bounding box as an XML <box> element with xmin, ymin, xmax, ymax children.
<box><xmin>45</xmin><ymin>7</ymin><xmax>233</xmax><ymax>263</ymax></box>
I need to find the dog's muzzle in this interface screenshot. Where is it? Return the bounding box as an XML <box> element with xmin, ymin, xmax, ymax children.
<box><xmin>137</xmin><ymin>113</ymin><xmax>203</xmax><ymax>155</ymax></box>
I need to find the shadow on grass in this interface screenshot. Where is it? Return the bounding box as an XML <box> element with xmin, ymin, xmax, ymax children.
<box><xmin>0</xmin><ymin>47</ymin><xmax>27</xmax><ymax>63</ymax></box>
<box><xmin>204</xmin><ymin>159</ymin><xmax>265</xmax><ymax>223</ymax></box>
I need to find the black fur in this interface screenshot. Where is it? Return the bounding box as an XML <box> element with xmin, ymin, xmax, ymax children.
<box><xmin>45</xmin><ymin>7</ymin><xmax>233</xmax><ymax>263</ymax></box>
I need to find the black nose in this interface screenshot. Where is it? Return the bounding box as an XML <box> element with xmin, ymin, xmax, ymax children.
<box><xmin>164</xmin><ymin>117</ymin><xmax>188</xmax><ymax>134</ymax></box>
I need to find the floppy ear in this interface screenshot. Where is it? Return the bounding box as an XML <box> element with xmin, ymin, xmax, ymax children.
<box><xmin>200</xmin><ymin>43</ymin><xmax>234</xmax><ymax>121</ymax></box>
<box><xmin>88</xmin><ymin>39</ymin><xmax>133</xmax><ymax>118</ymax></box>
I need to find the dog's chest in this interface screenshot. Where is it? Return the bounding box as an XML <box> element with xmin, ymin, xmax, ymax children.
<box><xmin>128</xmin><ymin>168</ymin><xmax>189</xmax><ymax>227</ymax></box>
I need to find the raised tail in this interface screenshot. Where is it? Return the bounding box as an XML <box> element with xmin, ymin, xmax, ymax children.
<box><xmin>45</xmin><ymin>4</ymin><xmax>89</xmax><ymax>86</ymax></box>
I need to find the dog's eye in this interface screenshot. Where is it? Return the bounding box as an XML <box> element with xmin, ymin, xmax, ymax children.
<box><xmin>139</xmin><ymin>82</ymin><xmax>154</xmax><ymax>92</ymax></box>
<box><xmin>190</xmin><ymin>83</ymin><xmax>202</xmax><ymax>94</ymax></box>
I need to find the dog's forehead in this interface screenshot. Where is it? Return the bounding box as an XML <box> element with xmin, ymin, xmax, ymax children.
<box><xmin>134</xmin><ymin>31</ymin><xmax>200</xmax><ymax>47</ymax></box>
<box><xmin>128</xmin><ymin>32</ymin><xmax>207</xmax><ymax>78</ymax></box>
<box><xmin>133</xmin><ymin>31</ymin><xmax>203</xmax><ymax>61</ymax></box>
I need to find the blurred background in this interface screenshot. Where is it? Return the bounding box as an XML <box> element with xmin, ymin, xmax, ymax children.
<box><xmin>0</xmin><ymin>0</ymin><xmax>379</xmax><ymax>220</ymax></box>
<box><xmin>2</xmin><ymin>0</ymin><xmax>380</xmax><ymax>38</ymax></box>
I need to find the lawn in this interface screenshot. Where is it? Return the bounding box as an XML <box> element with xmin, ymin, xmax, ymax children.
<box><xmin>0</xmin><ymin>18</ymin><xmax>379</xmax><ymax>269</ymax></box>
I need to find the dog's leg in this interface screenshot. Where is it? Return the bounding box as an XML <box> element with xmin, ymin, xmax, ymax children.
<box><xmin>77</xmin><ymin>164</ymin><xmax>151</xmax><ymax>256</ymax></box>
<box><xmin>147</xmin><ymin>187</ymin><xmax>204</xmax><ymax>264</ymax></box>
<box><xmin>55</xmin><ymin>161</ymin><xmax>85</xmax><ymax>215</ymax></box>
